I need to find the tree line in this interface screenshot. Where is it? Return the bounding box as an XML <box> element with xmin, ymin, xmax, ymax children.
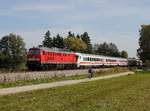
<box><xmin>42</xmin><ymin>30</ymin><xmax>128</xmax><ymax>58</ymax></box>
<box><xmin>4</xmin><ymin>27</ymin><xmax>150</xmax><ymax>71</ymax></box>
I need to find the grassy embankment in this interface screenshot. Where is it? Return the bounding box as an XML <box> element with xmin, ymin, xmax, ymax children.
<box><xmin>0</xmin><ymin>71</ymin><xmax>150</xmax><ymax>111</ymax></box>
<box><xmin>0</xmin><ymin>67</ymin><xmax>128</xmax><ymax>88</ymax></box>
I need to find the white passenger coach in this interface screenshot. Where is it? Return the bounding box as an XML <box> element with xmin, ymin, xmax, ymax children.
<box><xmin>76</xmin><ymin>53</ymin><xmax>128</xmax><ymax>68</ymax></box>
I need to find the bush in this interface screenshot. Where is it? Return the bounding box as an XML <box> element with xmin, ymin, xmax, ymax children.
<box><xmin>95</xmin><ymin>67</ymin><xmax>129</xmax><ymax>74</ymax></box>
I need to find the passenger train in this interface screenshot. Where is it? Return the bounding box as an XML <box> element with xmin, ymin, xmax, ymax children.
<box><xmin>27</xmin><ymin>47</ymin><xmax>131</xmax><ymax>70</ymax></box>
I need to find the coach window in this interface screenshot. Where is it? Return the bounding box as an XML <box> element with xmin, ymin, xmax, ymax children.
<box><xmin>86</xmin><ymin>57</ymin><xmax>90</xmax><ymax>61</ymax></box>
<box><xmin>87</xmin><ymin>57</ymin><xmax>89</xmax><ymax>61</ymax></box>
<box><xmin>85</xmin><ymin>57</ymin><xmax>87</xmax><ymax>61</ymax></box>
<box><xmin>83</xmin><ymin>58</ymin><xmax>85</xmax><ymax>61</ymax></box>
<box><xmin>83</xmin><ymin>57</ymin><xmax>86</xmax><ymax>61</ymax></box>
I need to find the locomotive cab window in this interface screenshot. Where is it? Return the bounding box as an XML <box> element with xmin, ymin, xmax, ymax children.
<box><xmin>29</xmin><ymin>50</ymin><xmax>40</xmax><ymax>55</ymax></box>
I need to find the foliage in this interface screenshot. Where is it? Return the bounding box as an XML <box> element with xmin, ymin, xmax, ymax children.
<box><xmin>93</xmin><ymin>42</ymin><xmax>129</xmax><ymax>57</ymax></box>
<box><xmin>42</xmin><ymin>30</ymin><xmax>65</xmax><ymax>49</ymax></box>
<box><xmin>42</xmin><ymin>30</ymin><xmax>53</xmax><ymax>48</ymax></box>
<box><xmin>0</xmin><ymin>33</ymin><xmax>27</xmax><ymax>70</ymax></box>
<box><xmin>64</xmin><ymin>35</ymin><xmax>87</xmax><ymax>52</ymax></box>
<box><xmin>53</xmin><ymin>34</ymin><xmax>65</xmax><ymax>48</ymax></box>
<box><xmin>95</xmin><ymin>67</ymin><xmax>129</xmax><ymax>75</ymax></box>
<box><xmin>128</xmin><ymin>66</ymin><xmax>138</xmax><ymax>71</ymax></box>
<box><xmin>137</xmin><ymin>25</ymin><xmax>150</xmax><ymax>65</ymax></box>
<box><xmin>94</xmin><ymin>42</ymin><xmax>120</xmax><ymax>57</ymax></box>
<box><xmin>145</xmin><ymin>60</ymin><xmax>150</xmax><ymax>67</ymax></box>
<box><xmin>81</xmin><ymin>32</ymin><xmax>93</xmax><ymax>53</ymax></box>
<box><xmin>121</xmin><ymin>50</ymin><xmax>128</xmax><ymax>58</ymax></box>
<box><xmin>1</xmin><ymin>72</ymin><xmax>150</xmax><ymax>111</ymax></box>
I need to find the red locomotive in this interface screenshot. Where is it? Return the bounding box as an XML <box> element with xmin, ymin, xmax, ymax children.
<box><xmin>27</xmin><ymin>47</ymin><xmax>77</xmax><ymax>70</ymax></box>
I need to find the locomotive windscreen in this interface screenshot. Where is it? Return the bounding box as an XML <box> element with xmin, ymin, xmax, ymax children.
<box><xmin>29</xmin><ymin>49</ymin><xmax>40</xmax><ymax>55</ymax></box>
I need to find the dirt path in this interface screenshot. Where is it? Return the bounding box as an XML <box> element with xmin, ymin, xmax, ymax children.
<box><xmin>0</xmin><ymin>71</ymin><xmax>134</xmax><ymax>96</ymax></box>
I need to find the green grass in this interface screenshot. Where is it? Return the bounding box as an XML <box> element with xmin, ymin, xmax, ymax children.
<box><xmin>0</xmin><ymin>71</ymin><xmax>150</xmax><ymax>111</ymax></box>
<box><xmin>0</xmin><ymin>70</ymin><xmax>127</xmax><ymax>89</ymax></box>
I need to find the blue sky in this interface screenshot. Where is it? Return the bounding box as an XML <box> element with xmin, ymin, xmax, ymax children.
<box><xmin>0</xmin><ymin>0</ymin><xmax>150</xmax><ymax>57</ymax></box>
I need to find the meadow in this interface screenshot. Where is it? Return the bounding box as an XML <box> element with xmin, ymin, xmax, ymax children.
<box><xmin>0</xmin><ymin>67</ymin><xmax>128</xmax><ymax>88</ymax></box>
<box><xmin>0</xmin><ymin>71</ymin><xmax>150</xmax><ymax>111</ymax></box>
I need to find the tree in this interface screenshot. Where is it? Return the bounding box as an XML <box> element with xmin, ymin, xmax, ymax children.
<box><xmin>81</xmin><ymin>32</ymin><xmax>92</xmax><ymax>53</ymax></box>
<box><xmin>52</xmin><ymin>34</ymin><xmax>65</xmax><ymax>48</ymax></box>
<box><xmin>64</xmin><ymin>37</ymin><xmax>87</xmax><ymax>52</ymax></box>
<box><xmin>137</xmin><ymin>25</ymin><xmax>150</xmax><ymax>65</ymax></box>
<box><xmin>121</xmin><ymin>50</ymin><xmax>128</xmax><ymax>58</ymax></box>
<box><xmin>68</xmin><ymin>31</ymin><xmax>75</xmax><ymax>37</ymax></box>
<box><xmin>108</xmin><ymin>43</ymin><xmax>119</xmax><ymax>56</ymax></box>
<box><xmin>0</xmin><ymin>33</ymin><xmax>27</xmax><ymax>70</ymax></box>
<box><xmin>42</xmin><ymin>30</ymin><xmax>53</xmax><ymax>48</ymax></box>
<box><xmin>97</xmin><ymin>42</ymin><xmax>109</xmax><ymax>55</ymax></box>
<box><xmin>94</xmin><ymin>42</ymin><xmax>120</xmax><ymax>57</ymax></box>
<box><xmin>76</xmin><ymin>34</ymin><xmax>80</xmax><ymax>39</ymax></box>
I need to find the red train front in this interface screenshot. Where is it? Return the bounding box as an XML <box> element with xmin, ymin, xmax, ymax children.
<box><xmin>27</xmin><ymin>47</ymin><xmax>77</xmax><ymax>70</ymax></box>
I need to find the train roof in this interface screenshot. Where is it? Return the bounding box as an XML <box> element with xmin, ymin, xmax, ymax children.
<box><xmin>76</xmin><ymin>52</ymin><xmax>127</xmax><ymax>60</ymax></box>
<box><xmin>29</xmin><ymin>47</ymin><xmax>75</xmax><ymax>54</ymax></box>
